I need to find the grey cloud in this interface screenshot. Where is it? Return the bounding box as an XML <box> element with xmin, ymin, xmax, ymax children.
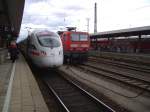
<box><xmin>22</xmin><ymin>14</ymin><xmax>38</xmax><ymax>24</ymax></box>
<box><xmin>28</xmin><ymin>0</ymin><xmax>50</xmax><ymax>3</ymax></box>
<box><xmin>22</xmin><ymin>14</ymin><xmax>70</xmax><ymax>29</ymax></box>
<box><xmin>64</xmin><ymin>5</ymin><xmax>84</xmax><ymax>11</ymax></box>
<box><xmin>53</xmin><ymin>12</ymin><xmax>69</xmax><ymax>18</ymax></box>
<box><xmin>22</xmin><ymin>0</ymin><xmax>76</xmax><ymax>30</ymax></box>
<box><xmin>46</xmin><ymin>18</ymin><xmax>69</xmax><ymax>27</ymax></box>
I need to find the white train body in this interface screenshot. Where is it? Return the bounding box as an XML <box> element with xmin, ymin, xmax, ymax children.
<box><xmin>20</xmin><ymin>30</ymin><xmax>63</xmax><ymax>68</ymax></box>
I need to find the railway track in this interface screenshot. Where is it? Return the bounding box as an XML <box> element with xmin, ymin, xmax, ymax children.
<box><xmin>43</xmin><ymin>71</ymin><xmax>115</xmax><ymax>112</ymax></box>
<box><xmin>88</xmin><ymin>57</ymin><xmax>150</xmax><ymax>74</ymax></box>
<box><xmin>76</xmin><ymin>63</ymin><xmax>150</xmax><ymax>94</ymax></box>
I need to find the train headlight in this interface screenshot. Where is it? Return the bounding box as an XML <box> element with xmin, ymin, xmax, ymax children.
<box><xmin>70</xmin><ymin>44</ymin><xmax>78</xmax><ymax>47</ymax></box>
<box><xmin>70</xmin><ymin>48</ymin><xmax>73</xmax><ymax>51</ymax></box>
<box><xmin>80</xmin><ymin>44</ymin><xmax>89</xmax><ymax>47</ymax></box>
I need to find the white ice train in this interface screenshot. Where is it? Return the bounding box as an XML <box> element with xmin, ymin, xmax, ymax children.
<box><xmin>19</xmin><ymin>29</ymin><xmax>63</xmax><ymax>68</ymax></box>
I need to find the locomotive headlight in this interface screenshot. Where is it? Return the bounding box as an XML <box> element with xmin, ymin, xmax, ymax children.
<box><xmin>70</xmin><ymin>48</ymin><xmax>73</xmax><ymax>51</ymax></box>
<box><xmin>80</xmin><ymin>44</ymin><xmax>89</xmax><ymax>47</ymax></box>
<box><xmin>70</xmin><ymin>44</ymin><xmax>78</xmax><ymax>47</ymax></box>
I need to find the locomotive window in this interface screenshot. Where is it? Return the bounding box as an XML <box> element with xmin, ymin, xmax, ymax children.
<box><xmin>38</xmin><ymin>36</ymin><xmax>60</xmax><ymax>47</ymax></box>
<box><xmin>80</xmin><ymin>34</ymin><xmax>88</xmax><ymax>41</ymax></box>
<box><xmin>71</xmin><ymin>34</ymin><xmax>79</xmax><ymax>41</ymax></box>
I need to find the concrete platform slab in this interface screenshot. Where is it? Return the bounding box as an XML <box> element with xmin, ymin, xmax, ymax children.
<box><xmin>0</xmin><ymin>59</ymin><xmax>12</xmax><ymax>112</ymax></box>
<box><xmin>8</xmin><ymin>55</ymin><xmax>49</xmax><ymax>112</ymax></box>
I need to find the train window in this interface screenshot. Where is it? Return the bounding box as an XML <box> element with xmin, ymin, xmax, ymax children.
<box><xmin>38</xmin><ymin>36</ymin><xmax>60</xmax><ymax>47</ymax></box>
<box><xmin>80</xmin><ymin>34</ymin><xmax>88</xmax><ymax>41</ymax></box>
<box><xmin>71</xmin><ymin>33</ymin><xmax>79</xmax><ymax>41</ymax></box>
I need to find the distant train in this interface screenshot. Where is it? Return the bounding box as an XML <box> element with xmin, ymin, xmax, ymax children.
<box><xmin>58</xmin><ymin>27</ymin><xmax>90</xmax><ymax>63</ymax></box>
<box><xmin>90</xmin><ymin>37</ymin><xmax>150</xmax><ymax>53</ymax></box>
<box><xmin>19</xmin><ymin>29</ymin><xmax>63</xmax><ymax>68</ymax></box>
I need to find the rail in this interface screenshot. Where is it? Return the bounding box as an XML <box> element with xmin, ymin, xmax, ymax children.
<box><xmin>88</xmin><ymin>57</ymin><xmax>150</xmax><ymax>73</ymax></box>
<box><xmin>44</xmin><ymin>71</ymin><xmax>115</xmax><ymax>112</ymax></box>
<box><xmin>77</xmin><ymin>63</ymin><xmax>150</xmax><ymax>94</ymax></box>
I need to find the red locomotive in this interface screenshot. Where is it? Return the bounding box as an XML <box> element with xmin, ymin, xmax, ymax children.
<box><xmin>58</xmin><ymin>27</ymin><xmax>90</xmax><ymax>63</ymax></box>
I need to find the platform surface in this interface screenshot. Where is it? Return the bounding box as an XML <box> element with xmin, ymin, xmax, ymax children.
<box><xmin>1</xmin><ymin>55</ymin><xmax>49</xmax><ymax>112</ymax></box>
<box><xmin>0</xmin><ymin>59</ymin><xmax>12</xmax><ymax>112</ymax></box>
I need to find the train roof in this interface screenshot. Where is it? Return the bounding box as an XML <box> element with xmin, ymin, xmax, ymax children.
<box><xmin>31</xmin><ymin>29</ymin><xmax>59</xmax><ymax>36</ymax></box>
<box><xmin>58</xmin><ymin>31</ymin><xmax>89</xmax><ymax>35</ymax></box>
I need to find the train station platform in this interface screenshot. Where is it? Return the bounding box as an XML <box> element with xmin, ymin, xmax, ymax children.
<box><xmin>0</xmin><ymin>54</ymin><xmax>49</xmax><ymax>112</ymax></box>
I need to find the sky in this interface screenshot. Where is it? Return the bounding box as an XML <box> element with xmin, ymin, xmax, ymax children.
<box><xmin>18</xmin><ymin>0</ymin><xmax>150</xmax><ymax>41</ymax></box>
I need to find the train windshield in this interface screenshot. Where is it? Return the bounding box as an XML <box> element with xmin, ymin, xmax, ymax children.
<box><xmin>38</xmin><ymin>35</ymin><xmax>60</xmax><ymax>47</ymax></box>
<box><xmin>80</xmin><ymin>34</ymin><xmax>88</xmax><ymax>41</ymax></box>
<box><xmin>71</xmin><ymin>33</ymin><xmax>88</xmax><ymax>41</ymax></box>
<box><xmin>71</xmin><ymin>34</ymin><xmax>79</xmax><ymax>41</ymax></box>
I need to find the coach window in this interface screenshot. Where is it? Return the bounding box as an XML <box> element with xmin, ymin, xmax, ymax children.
<box><xmin>71</xmin><ymin>33</ymin><xmax>79</xmax><ymax>41</ymax></box>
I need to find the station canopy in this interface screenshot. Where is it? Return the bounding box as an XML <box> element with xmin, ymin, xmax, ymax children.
<box><xmin>0</xmin><ymin>0</ymin><xmax>25</xmax><ymax>37</ymax></box>
<box><xmin>90</xmin><ymin>26</ymin><xmax>150</xmax><ymax>39</ymax></box>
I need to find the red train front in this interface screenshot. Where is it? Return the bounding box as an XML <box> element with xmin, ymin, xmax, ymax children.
<box><xmin>59</xmin><ymin>29</ymin><xmax>90</xmax><ymax>63</ymax></box>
